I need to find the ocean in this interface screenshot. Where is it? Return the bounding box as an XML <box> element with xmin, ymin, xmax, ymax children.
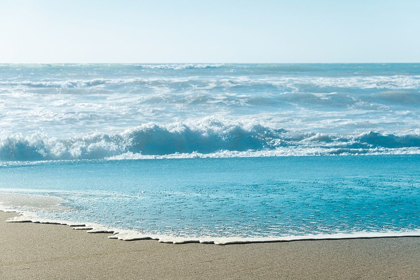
<box><xmin>0</xmin><ymin>63</ymin><xmax>419</xmax><ymax>244</ymax></box>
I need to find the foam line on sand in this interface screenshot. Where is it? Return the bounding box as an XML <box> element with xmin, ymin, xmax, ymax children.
<box><xmin>2</xmin><ymin>211</ymin><xmax>420</xmax><ymax>279</ymax></box>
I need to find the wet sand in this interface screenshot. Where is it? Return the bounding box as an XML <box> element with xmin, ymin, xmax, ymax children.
<box><xmin>1</xmin><ymin>212</ymin><xmax>420</xmax><ymax>280</ymax></box>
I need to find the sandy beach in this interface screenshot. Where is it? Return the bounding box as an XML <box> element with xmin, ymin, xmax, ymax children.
<box><xmin>0</xmin><ymin>212</ymin><xmax>419</xmax><ymax>279</ymax></box>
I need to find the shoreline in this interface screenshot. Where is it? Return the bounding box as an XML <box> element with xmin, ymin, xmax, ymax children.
<box><xmin>2</xmin><ymin>192</ymin><xmax>420</xmax><ymax>245</ymax></box>
<box><xmin>1</xmin><ymin>211</ymin><xmax>420</xmax><ymax>279</ymax></box>
<box><xmin>6</xmin><ymin>208</ymin><xmax>420</xmax><ymax>245</ymax></box>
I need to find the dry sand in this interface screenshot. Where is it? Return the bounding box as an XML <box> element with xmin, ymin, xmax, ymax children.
<box><xmin>1</xmin><ymin>212</ymin><xmax>420</xmax><ymax>280</ymax></box>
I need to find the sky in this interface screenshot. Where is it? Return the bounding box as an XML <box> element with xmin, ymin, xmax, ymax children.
<box><xmin>0</xmin><ymin>0</ymin><xmax>419</xmax><ymax>63</ymax></box>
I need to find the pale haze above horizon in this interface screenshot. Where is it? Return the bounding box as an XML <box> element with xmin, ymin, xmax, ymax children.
<box><xmin>1</xmin><ymin>0</ymin><xmax>419</xmax><ymax>63</ymax></box>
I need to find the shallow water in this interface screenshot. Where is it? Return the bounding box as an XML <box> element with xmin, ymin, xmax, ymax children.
<box><xmin>1</xmin><ymin>156</ymin><xmax>419</xmax><ymax>242</ymax></box>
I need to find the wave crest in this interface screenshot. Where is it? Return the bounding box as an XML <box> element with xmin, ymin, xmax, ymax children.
<box><xmin>2</xmin><ymin>75</ymin><xmax>420</xmax><ymax>90</ymax></box>
<box><xmin>1</xmin><ymin>123</ymin><xmax>420</xmax><ymax>161</ymax></box>
<box><xmin>137</xmin><ymin>63</ymin><xmax>225</xmax><ymax>70</ymax></box>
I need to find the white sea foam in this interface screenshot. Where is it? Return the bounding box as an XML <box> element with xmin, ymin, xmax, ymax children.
<box><xmin>137</xmin><ymin>63</ymin><xmax>225</xmax><ymax>70</ymax></box>
<box><xmin>2</xmin><ymin>121</ymin><xmax>420</xmax><ymax>161</ymax></box>
<box><xmin>4</xmin><ymin>206</ymin><xmax>420</xmax><ymax>245</ymax></box>
<box><xmin>1</xmin><ymin>65</ymin><xmax>419</xmax><ymax>142</ymax></box>
<box><xmin>0</xmin><ymin>65</ymin><xmax>419</xmax><ymax>157</ymax></box>
<box><xmin>1</xmin><ymin>75</ymin><xmax>419</xmax><ymax>89</ymax></box>
<box><xmin>111</xmin><ymin>230</ymin><xmax>420</xmax><ymax>245</ymax></box>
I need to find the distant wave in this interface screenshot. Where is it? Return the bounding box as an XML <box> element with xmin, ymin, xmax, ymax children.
<box><xmin>136</xmin><ymin>63</ymin><xmax>225</xmax><ymax>70</ymax></box>
<box><xmin>1</xmin><ymin>75</ymin><xmax>419</xmax><ymax>90</ymax></box>
<box><xmin>1</xmin><ymin>123</ymin><xmax>420</xmax><ymax>161</ymax></box>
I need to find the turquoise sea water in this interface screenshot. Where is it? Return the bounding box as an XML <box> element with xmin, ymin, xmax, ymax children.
<box><xmin>1</xmin><ymin>64</ymin><xmax>420</xmax><ymax>242</ymax></box>
<box><xmin>1</xmin><ymin>156</ymin><xmax>420</xmax><ymax>242</ymax></box>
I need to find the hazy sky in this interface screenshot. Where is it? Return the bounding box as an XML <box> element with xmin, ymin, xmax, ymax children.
<box><xmin>1</xmin><ymin>0</ymin><xmax>419</xmax><ymax>63</ymax></box>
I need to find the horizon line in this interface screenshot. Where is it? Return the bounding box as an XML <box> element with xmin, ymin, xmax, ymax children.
<box><xmin>1</xmin><ymin>62</ymin><xmax>420</xmax><ymax>65</ymax></box>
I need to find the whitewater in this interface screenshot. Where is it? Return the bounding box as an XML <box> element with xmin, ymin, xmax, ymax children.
<box><xmin>1</xmin><ymin>63</ymin><xmax>420</xmax><ymax>160</ymax></box>
<box><xmin>1</xmin><ymin>63</ymin><xmax>420</xmax><ymax>244</ymax></box>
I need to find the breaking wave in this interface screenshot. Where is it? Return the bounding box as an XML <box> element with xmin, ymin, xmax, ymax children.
<box><xmin>1</xmin><ymin>123</ymin><xmax>420</xmax><ymax>161</ymax></box>
<box><xmin>136</xmin><ymin>63</ymin><xmax>225</xmax><ymax>70</ymax></box>
<box><xmin>1</xmin><ymin>75</ymin><xmax>420</xmax><ymax>90</ymax></box>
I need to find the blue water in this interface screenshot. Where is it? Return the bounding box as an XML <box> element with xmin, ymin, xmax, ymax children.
<box><xmin>1</xmin><ymin>64</ymin><xmax>420</xmax><ymax>242</ymax></box>
<box><xmin>1</xmin><ymin>156</ymin><xmax>420</xmax><ymax>242</ymax></box>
